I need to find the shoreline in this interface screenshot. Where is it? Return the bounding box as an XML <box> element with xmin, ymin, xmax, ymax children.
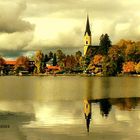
<box><xmin>0</xmin><ymin>73</ymin><xmax>139</xmax><ymax>77</ymax></box>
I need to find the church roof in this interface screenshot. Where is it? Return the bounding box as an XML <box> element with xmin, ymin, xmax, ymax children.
<box><xmin>86</xmin><ymin>45</ymin><xmax>101</xmax><ymax>57</ymax></box>
<box><xmin>84</xmin><ymin>15</ymin><xmax>91</xmax><ymax>36</ymax></box>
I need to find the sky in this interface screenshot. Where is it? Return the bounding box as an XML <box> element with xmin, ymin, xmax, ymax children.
<box><xmin>0</xmin><ymin>0</ymin><xmax>140</xmax><ymax>58</ymax></box>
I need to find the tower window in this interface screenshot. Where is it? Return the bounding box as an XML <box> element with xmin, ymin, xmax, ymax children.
<box><xmin>86</xmin><ymin>41</ymin><xmax>88</xmax><ymax>44</ymax></box>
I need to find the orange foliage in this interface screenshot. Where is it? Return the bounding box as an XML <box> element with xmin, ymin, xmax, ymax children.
<box><xmin>135</xmin><ymin>62</ymin><xmax>140</xmax><ymax>73</ymax></box>
<box><xmin>108</xmin><ymin>45</ymin><xmax>125</xmax><ymax>60</ymax></box>
<box><xmin>122</xmin><ymin>61</ymin><xmax>136</xmax><ymax>73</ymax></box>
<box><xmin>64</xmin><ymin>55</ymin><xmax>76</xmax><ymax>69</ymax></box>
<box><xmin>15</xmin><ymin>56</ymin><xmax>29</xmax><ymax>68</ymax></box>
<box><xmin>117</xmin><ymin>39</ymin><xmax>134</xmax><ymax>47</ymax></box>
<box><xmin>0</xmin><ymin>56</ymin><xmax>5</xmax><ymax>66</ymax></box>
<box><xmin>93</xmin><ymin>54</ymin><xmax>103</xmax><ymax>65</ymax></box>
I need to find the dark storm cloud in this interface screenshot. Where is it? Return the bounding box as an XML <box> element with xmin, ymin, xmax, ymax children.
<box><xmin>0</xmin><ymin>0</ymin><xmax>140</xmax><ymax>55</ymax></box>
<box><xmin>0</xmin><ymin>1</ymin><xmax>35</xmax><ymax>53</ymax></box>
<box><xmin>0</xmin><ymin>1</ymin><xmax>34</xmax><ymax>33</ymax></box>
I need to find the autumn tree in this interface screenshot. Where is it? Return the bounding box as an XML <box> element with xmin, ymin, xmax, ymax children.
<box><xmin>15</xmin><ymin>56</ymin><xmax>29</xmax><ymax>73</ymax></box>
<box><xmin>135</xmin><ymin>62</ymin><xmax>140</xmax><ymax>74</ymax></box>
<box><xmin>99</xmin><ymin>34</ymin><xmax>111</xmax><ymax>55</ymax></box>
<box><xmin>93</xmin><ymin>54</ymin><xmax>104</xmax><ymax>66</ymax></box>
<box><xmin>122</xmin><ymin>61</ymin><xmax>136</xmax><ymax>74</ymax></box>
<box><xmin>64</xmin><ymin>55</ymin><xmax>77</xmax><ymax>72</ymax></box>
<box><xmin>0</xmin><ymin>56</ymin><xmax>5</xmax><ymax>73</ymax></box>
<box><xmin>34</xmin><ymin>50</ymin><xmax>44</xmax><ymax>74</ymax></box>
<box><xmin>116</xmin><ymin>39</ymin><xmax>134</xmax><ymax>48</ymax></box>
<box><xmin>0</xmin><ymin>56</ymin><xmax>5</xmax><ymax>66</ymax></box>
<box><xmin>125</xmin><ymin>43</ymin><xmax>140</xmax><ymax>62</ymax></box>
<box><xmin>87</xmin><ymin>54</ymin><xmax>104</xmax><ymax>74</ymax></box>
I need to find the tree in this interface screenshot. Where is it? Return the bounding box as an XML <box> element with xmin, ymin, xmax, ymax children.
<box><xmin>15</xmin><ymin>56</ymin><xmax>29</xmax><ymax>73</ymax></box>
<box><xmin>34</xmin><ymin>50</ymin><xmax>44</xmax><ymax>74</ymax></box>
<box><xmin>108</xmin><ymin>45</ymin><xmax>125</xmax><ymax>73</ymax></box>
<box><xmin>0</xmin><ymin>56</ymin><xmax>5</xmax><ymax>66</ymax></box>
<box><xmin>75</xmin><ymin>51</ymin><xmax>82</xmax><ymax>67</ymax></box>
<box><xmin>64</xmin><ymin>55</ymin><xmax>77</xmax><ymax>72</ymax></box>
<box><xmin>86</xmin><ymin>55</ymin><xmax>104</xmax><ymax>74</ymax></box>
<box><xmin>0</xmin><ymin>56</ymin><xmax>5</xmax><ymax>73</ymax></box>
<box><xmin>116</xmin><ymin>39</ymin><xmax>134</xmax><ymax>48</ymax></box>
<box><xmin>122</xmin><ymin>61</ymin><xmax>136</xmax><ymax>74</ymax></box>
<box><xmin>48</xmin><ymin>51</ymin><xmax>53</xmax><ymax>59</ymax></box>
<box><xmin>99</xmin><ymin>34</ymin><xmax>111</xmax><ymax>55</ymax></box>
<box><xmin>56</xmin><ymin>49</ymin><xmax>65</xmax><ymax>61</ymax></box>
<box><xmin>53</xmin><ymin>53</ymin><xmax>57</xmax><ymax>66</ymax></box>
<box><xmin>93</xmin><ymin>54</ymin><xmax>104</xmax><ymax>66</ymax></box>
<box><xmin>102</xmin><ymin>57</ymin><xmax>118</xmax><ymax>76</ymax></box>
<box><xmin>44</xmin><ymin>54</ymin><xmax>49</xmax><ymax>62</ymax></box>
<box><xmin>56</xmin><ymin>49</ymin><xmax>66</xmax><ymax>68</ymax></box>
<box><xmin>125</xmin><ymin>43</ymin><xmax>140</xmax><ymax>62</ymax></box>
<box><xmin>135</xmin><ymin>62</ymin><xmax>140</xmax><ymax>74</ymax></box>
<box><xmin>100</xmin><ymin>99</ymin><xmax>112</xmax><ymax>117</ymax></box>
<box><xmin>75</xmin><ymin>51</ymin><xmax>82</xmax><ymax>59</ymax></box>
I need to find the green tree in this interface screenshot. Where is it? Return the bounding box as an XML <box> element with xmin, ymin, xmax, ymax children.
<box><xmin>56</xmin><ymin>49</ymin><xmax>65</xmax><ymax>61</ymax></box>
<box><xmin>102</xmin><ymin>57</ymin><xmax>117</xmax><ymax>76</ymax></box>
<box><xmin>53</xmin><ymin>53</ymin><xmax>57</xmax><ymax>66</ymax></box>
<box><xmin>125</xmin><ymin>43</ymin><xmax>140</xmax><ymax>62</ymax></box>
<box><xmin>75</xmin><ymin>51</ymin><xmax>82</xmax><ymax>68</ymax></box>
<box><xmin>49</xmin><ymin>51</ymin><xmax>53</xmax><ymax>59</ymax></box>
<box><xmin>99</xmin><ymin>34</ymin><xmax>111</xmax><ymax>55</ymax></box>
<box><xmin>108</xmin><ymin>45</ymin><xmax>125</xmax><ymax>73</ymax></box>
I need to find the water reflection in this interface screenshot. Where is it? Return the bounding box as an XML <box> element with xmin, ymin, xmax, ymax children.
<box><xmin>0</xmin><ymin>111</ymin><xmax>34</xmax><ymax>140</ymax></box>
<box><xmin>83</xmin><ymin>97</ymin><xmax>140</xmax><ymax>132</ymax></box>
<box><xmin>0</xmin><ymin>98</ymin><xmax>140</xmax><ymax>139</ymax></box>
<box><xmin>0</xmin><ymin>77</ymin><xmax>139</xmax><ymax>139</ymax></box>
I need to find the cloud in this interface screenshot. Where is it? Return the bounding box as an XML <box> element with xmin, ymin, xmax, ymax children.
<box><xmin>0</xmin><ymin>0</ymin><xmax>35</xmax><ymax>55</ymax></box>
<box><xmin>0</xmin><ymin>31</ymin><xmax>34</xmax><ymax>52</ymax></box>
<box><xmin>1</xmin><ymin>0</ymin><xmax>140</xmax><ymax>57</ymax></box>
<box><xmin>25</xmin><ymin>0</ymin><xmax>140</xmax><ymax>44</ymax></box>
<box><xmin>0</xmin><ymin>1</ymin><xmax>34</xmax><ymax>33</ymax></box>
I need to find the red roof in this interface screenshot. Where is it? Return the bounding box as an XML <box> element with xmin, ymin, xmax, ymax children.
<box><xmin>47</xmin><ymin>65</ymin><xmax>61</xmax><ymax>70</ymax></box>
<box><xmin>5</xmin><ymin>61</ymin><xmax>16</xmax><ymax>65</ymax></box>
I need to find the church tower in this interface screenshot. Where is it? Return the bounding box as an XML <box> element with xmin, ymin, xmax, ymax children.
<box><xmin>84</xmin><ymin>15</ymin><xmax>92</xmax><ymax>55</ymax></box>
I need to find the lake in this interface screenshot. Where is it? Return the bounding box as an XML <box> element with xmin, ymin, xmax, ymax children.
<box><xmin>0</xmin><ymin>76</ymin><xmax>139</xmax><ymax>140</ymax></box>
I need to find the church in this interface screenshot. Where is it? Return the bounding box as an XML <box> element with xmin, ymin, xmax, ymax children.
<box><xmin>83</xmin><ymin>16</ymin><xmax>100</xmax><ymax>57</ymax></box>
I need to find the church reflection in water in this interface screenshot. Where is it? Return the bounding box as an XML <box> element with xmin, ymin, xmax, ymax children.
<box><xmin>84</xmin><ymin>97</ymin><xmax>140</xmax><ymax>132</ymax></box>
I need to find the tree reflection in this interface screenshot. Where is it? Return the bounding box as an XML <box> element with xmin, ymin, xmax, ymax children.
<box><xmin>83</xmin><ymin>97</ymin><xmax>140</xmax><ymax>132</ymax></box>
<box><xmin>99</xmin><ymin>99</ymin><xmax>112</xmax><ymax>117</ymax></box>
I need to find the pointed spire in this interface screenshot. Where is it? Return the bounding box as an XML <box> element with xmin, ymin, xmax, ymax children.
<box><xmin>85</xmin><ymin>15</ymin><xmax>91</xmax><ymax>36</ymax></box>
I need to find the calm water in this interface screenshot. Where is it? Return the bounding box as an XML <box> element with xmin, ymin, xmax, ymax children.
<box><xmin>0</xmin><ymin>76</ymin><xmax>139</xmax><ymax>140</ymax></box>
